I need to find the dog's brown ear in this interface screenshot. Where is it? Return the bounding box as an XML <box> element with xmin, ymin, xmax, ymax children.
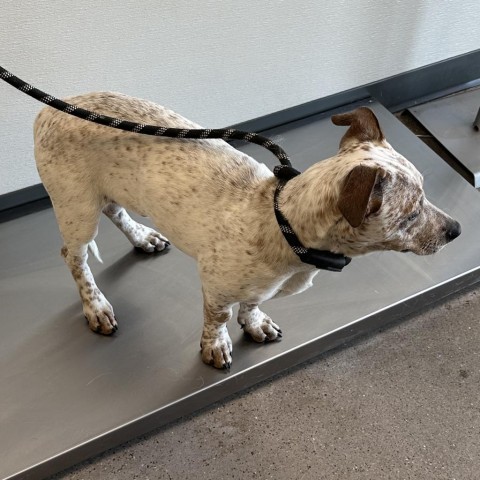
<box><xmin>331</xmin><ymin>107</ymin><xmax>385</xmax><ymax>148</ymax></box>
<box><xmin>337</xmin><ymin>165</ymin><xmax>384</xmax><ymax>228</ymax></box>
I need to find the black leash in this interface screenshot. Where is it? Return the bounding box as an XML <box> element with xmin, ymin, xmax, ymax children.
<box><xmin>0</xmin><ymin>65</ymin><xmax>350</xmax><ymax>272</ymax></box>
<box><xmin>0</xmin><ymin>66</ymin><xmax>292</xmax><ymax>166</ymax></box>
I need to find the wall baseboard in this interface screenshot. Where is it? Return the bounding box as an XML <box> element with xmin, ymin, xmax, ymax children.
<box><xmin>2</xmin><ymin>48</ymin><xmax>480</xmax><ymax>215</ymax></box>
<box><xmin>0</xmin><ymin>184</ymin><xmax>50</xmax><ymax>220</ymax></box>
<box><xmin>232</xmin><ymin>48</ymin><xmax>480</xmax><ymax>132</ymax></box>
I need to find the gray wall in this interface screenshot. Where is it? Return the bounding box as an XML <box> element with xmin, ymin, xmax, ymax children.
<box><xmin>1</xmin><ymin>0</ymin><xmax>479</xmax><ymax>195</ymax></box>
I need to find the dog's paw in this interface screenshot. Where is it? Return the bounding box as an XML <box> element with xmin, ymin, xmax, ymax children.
<box><xmin>241</xmin><ymin>313</ymin><xmax>282</xmax><ymax>343</ymax></box>
<box><xmin>133</xmin><ymin>226</ymin><xmax>170</xmax><ymax>253</ymax></box>
<box><xmin>83</xmin><ymin>298</ymin><xmax>118</xmax><ymax>335</ymax></box>
<box><xmin>200</xmin><ymin>330</ymin><xmax>233</xmax><ymax>369</ymax></box>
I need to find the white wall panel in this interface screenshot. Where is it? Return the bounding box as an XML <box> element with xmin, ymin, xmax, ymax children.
<box><xmin>1</xmin><ymin>0</ymin><xmax>479</xmax><ymax>193</ymax></box>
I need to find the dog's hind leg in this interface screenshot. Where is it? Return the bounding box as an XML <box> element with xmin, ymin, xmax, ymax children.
<box><xmin>237</xmin><ymin>303</ymin><xmax>282</xmax><ymax>342</ymax></box>
<box><xmin>55</xmin><ymin>200</ymin><xmax>118</xmax><ymax>335</ymax></box>
<box><xmin>103</xmin><ymin>203</ymin><xmax>170</xmax><ymax>253</ymax></box>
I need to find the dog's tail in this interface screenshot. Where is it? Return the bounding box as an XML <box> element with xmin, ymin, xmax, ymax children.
<box><xmin>88</xmin><ymin>240</ymin><xmax>103</xmax><ymax>264</ymax></box>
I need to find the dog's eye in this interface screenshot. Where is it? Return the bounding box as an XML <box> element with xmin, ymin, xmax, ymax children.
<box><xmin>407</xmin><ymin>211</ymin><xmax>420</xmax><ymax>222</ymax></box>
<box><xmin>398</xmin><ymin>211</ymin><xmax>420</xmax><ymax>230</ymax></box>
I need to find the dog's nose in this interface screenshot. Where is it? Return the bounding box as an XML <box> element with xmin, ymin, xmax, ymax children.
<box><xmin>445</xmin><ymin>221</ymin><xmax>461</xmax><ymax>242</ymax></box>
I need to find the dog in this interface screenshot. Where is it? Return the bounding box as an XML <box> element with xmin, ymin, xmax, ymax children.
<box><xmin>33</xmin><ymin>95</ymin><xmax>461</xmax><ymax>369</ymax></box>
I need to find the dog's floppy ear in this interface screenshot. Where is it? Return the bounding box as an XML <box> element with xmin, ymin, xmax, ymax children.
<box><xmin>331</xmin><ymin>107</ymin><xmax>385</xmax><ymax>148</ymax></box>
<box><xmin>337</xmin><ymin>165</ymin><xmax>385</xmax><ymax>228</ymax></box>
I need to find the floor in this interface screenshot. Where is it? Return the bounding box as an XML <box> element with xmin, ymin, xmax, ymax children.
<box><xmin>51</xmin><ymin>283</ymin><xmax>480</xmax><ymax>480</ymax></box>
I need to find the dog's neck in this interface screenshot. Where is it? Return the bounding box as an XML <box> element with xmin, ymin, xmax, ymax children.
<box><xmin>275</xmin><ymin>164</ymin><xmax>342</xmax><ymax>253</ymax></box>
<box><xmin>250</xmin><ymin>165</ymin><xmax>346</xmax><ymax>271</ymax></box>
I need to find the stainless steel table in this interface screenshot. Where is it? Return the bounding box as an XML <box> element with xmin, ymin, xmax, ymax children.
<box><xmin>2</xmin><ymin>101</ymin><xmax>480</xmax><ymax>480</ymax></box>
<box><xmin>409</xmin><ymin>88</ymin><xmax>480</xmax><ymax>187</ymax></box>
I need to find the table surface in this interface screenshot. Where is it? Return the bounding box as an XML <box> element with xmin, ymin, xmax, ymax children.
<box><xmin>2</xmin><ymin>101</ymin><xmax>480</xmax><ymax>480</ymax></box>
<box><xmin>409</xmin><ymin>88</ymin><xmax>480</xmax><ymax>187</ymax></box>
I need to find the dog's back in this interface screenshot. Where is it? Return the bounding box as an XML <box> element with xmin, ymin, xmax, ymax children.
<box><xmin>34</xmin><ymin>92</ymin><xmax>271</xmax><ymax>255</ymax></box>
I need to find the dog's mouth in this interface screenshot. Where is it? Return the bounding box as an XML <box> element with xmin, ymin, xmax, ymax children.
<box><xmin>405</xmin><ymin>242</ymin><xmax>448</xmax><ymax>256</ymax></box>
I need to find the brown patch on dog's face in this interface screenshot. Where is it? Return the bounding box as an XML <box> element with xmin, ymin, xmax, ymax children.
<box><xmin>337</xmin><ymin>164</ymin><xmax>385</xmax><ymax>228</ymax></box>
<box><xmin>331</xmin><ymin>107</ymin><xmax>385</xmax><ymax>148</ymax></box>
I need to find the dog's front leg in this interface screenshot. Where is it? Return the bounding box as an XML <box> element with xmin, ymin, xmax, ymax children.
<box><xmin>237</xmin><ymin>304</ymin><xmax>282</xmax><ymax>343</ymax></box>
<box><xmin>201</xmin><ymin>293</ymin><xmax>233</xmax><ymax>369</ymax></box>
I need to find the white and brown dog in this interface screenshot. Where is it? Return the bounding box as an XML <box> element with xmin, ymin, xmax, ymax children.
<box><xmin>34</xmin><ymin>94</ymin><xmax>461</xmax><ymax>368</ymax></box>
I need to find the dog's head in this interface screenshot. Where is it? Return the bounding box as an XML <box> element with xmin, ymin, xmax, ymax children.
<box><xmin>313</xmin><ymin>107</ymin><xmax>461</xmax><ymax>257</ymax></box>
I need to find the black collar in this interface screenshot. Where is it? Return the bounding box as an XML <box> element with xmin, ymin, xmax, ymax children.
<box><xmin>273</xmin><ymin>165</ymin><xmax>351</xmax><ymax>272</ymax></box>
